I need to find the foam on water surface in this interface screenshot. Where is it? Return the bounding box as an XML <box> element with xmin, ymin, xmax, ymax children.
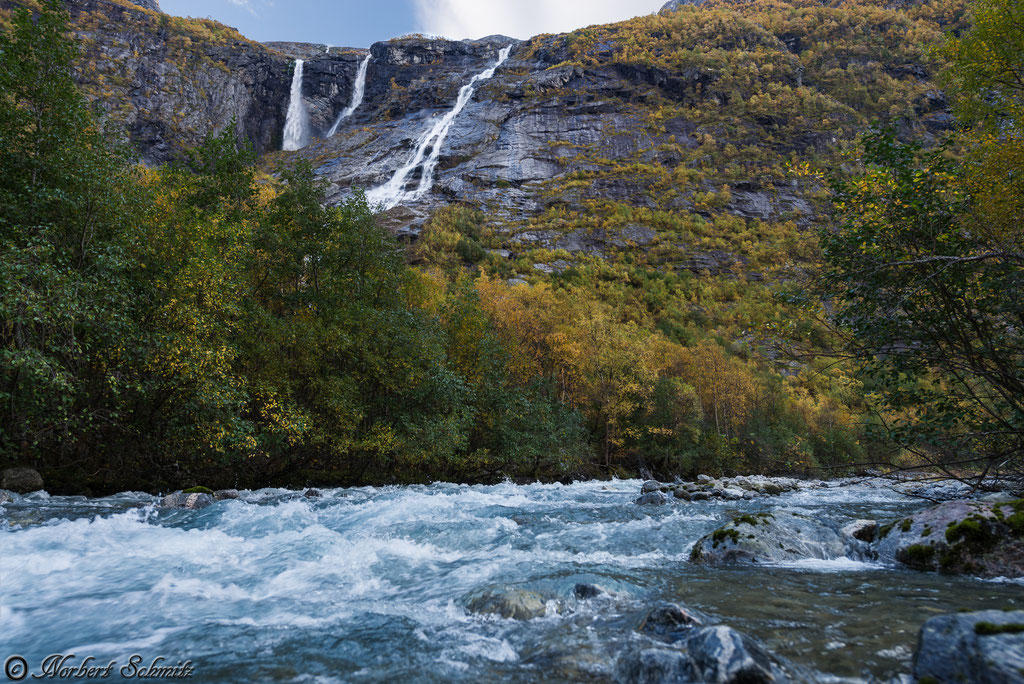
<box><xmin>1</xmin><ymin>479</ymin><xmax>1021</xmax><ymax>682</ymax></box>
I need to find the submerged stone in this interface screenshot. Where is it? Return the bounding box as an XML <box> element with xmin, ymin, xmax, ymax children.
<box><xmin>636</xmin><ymin>491</ymin><xmax>668</xmax><ymax>506</ymax></box>
<box><xmin>573</xmin><ymin>583</ymin><xmax>605</xmax><ymax>599</ymax></box>
<box><xmin>466</xmin><ymin>588</ymin><xmax>548</xmax><ymax>620</ymax></box>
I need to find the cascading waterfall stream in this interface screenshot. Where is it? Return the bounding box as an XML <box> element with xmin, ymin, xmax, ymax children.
<box><xmin>366</xmin><ymin>45</ymin><xmax>512</xmax><ymax>210</ymax></box>
<box><xmin>327</xmin><ymin>54</ymin><xmax>372</xmax><ymax>137</ymax></box>
<box><xmin>282</xmin><ymin>59</ymin><xmax>310</xmax><ymax>151</ymax></box>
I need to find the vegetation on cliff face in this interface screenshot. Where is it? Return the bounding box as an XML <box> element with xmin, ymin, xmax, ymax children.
<box><xmin>0</xmin><ymin>0</ymin><xmax>1019</xmax><ymax>491</ymax></box>
<box><xmin>0</xmin><ymin>2</ymin><xmax>585</xmax><ymax>492</ymax></box>
<box><xmin>809</xmin><ymin>0</ymin><xmax>1024</xmax><ymax>483</ymax></box>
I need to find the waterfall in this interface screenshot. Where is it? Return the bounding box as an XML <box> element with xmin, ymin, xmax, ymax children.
<box><xmin>366</xmin><ymin>45</ymin><xmax>512</xmax><ymax>210</ymax></box>
<box><xmin>282</xmin><ymin>59</ymin><xmax>310</xmax><ymax>151</ymax></box>
<box><xmin>327</xmin><ymin>54</ymin><xmax>372</xmax><ymax>137</ymax></box>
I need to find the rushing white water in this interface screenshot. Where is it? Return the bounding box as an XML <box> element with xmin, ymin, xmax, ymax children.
<box><xmin>366</xmin><ymin>45</ymin><xmax>512</xmax><ymax>210</ymax></box>
<box><xmin>327</xmin><ymin>54</ymin><xmax>372</xmax><ymax>137</ymax></box>
<box><xmin>282</xmin><ymin>59</ymin><xmax>310</xmax><ymax>151</ymax></box>
<box><xmin>2</xmin><ymin>480</ymin><xmax>1020</xmax><ymax>682</ymax></box>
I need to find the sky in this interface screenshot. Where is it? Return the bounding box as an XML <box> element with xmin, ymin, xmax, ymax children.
<box><xmin>159</xmin><ymin>0</ymin><xmax>667</xmax><ymax>47</ymax></box>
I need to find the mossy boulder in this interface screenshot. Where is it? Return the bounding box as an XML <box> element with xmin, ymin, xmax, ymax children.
<box><xmin>690</xmin><ymin>511</ymin><xmax>850</xmax><ymax>565</ymax></box>
<box><xmin>876</xmin><ymin>499</ymin><xmax>1024</xmax><ymax>578</ymax></box>
<box><xmin>1</xmin><ymin>467</ymin><xmax>44</xmax><ymax>494</ymax></box>
<box><xmin>914</xmin><ymin>610</ymin><xmax>1024</xmax><ymax>683</ymax></box>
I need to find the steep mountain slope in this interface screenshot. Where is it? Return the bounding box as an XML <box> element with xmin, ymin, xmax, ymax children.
<box><xmin>280</xmin><ymin>0</ymin><xmax>962</xmax><ymax>271</ymax></box>
<box><xmin>0</xmin><ymin>0</ymin><xmax>298</xmax><ymax>161</ymax></box>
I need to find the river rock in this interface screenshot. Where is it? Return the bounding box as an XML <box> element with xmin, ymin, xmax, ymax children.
<box><xmin>636</xmin><ymin>492</ymin><xmax>668</xmax><ymax>506</ymax></box>
<box><xmin>913</xmin><ymin>609</ymin><xmax>1024</xmax><ymax>683</ymax></box>
<box><xmin>875</xmin><ymin>499</ymin><xmax>1024</xmax><ymax>577</ymax></box>
<box><xmin>304</xmin><ymin>488</ymin><xmax>323</xmax><ymax>498</ymax></box>
<box><xmin>841</xmin><ymin>519</ymin><xmax>878</xmax><ymax>543</ymax></box>
<box><xmin>0</xmin><ymin>489</ymin><xmax>15</xmax><ymax>504</ymax></box>
<box><xmin>573</xmin><ymin>583</ymin><xmax>605</xmax><ymax>599</ymax></box>
<box><xmin>615</xmin><ymin>647</ymin><xmax>697</xmax><ymax>684</ymax></box>
<box><xmin>685</xmin><ymin>625</ymin><xmax>784</xmax><ymax>683</ymax></box>
<box><xmin>1</xmin><ymin>467</ymin><xmax>44</xmax><ymax>493</ymax></box>
<box><xmin>638</xmin><ymin>602</ymin><xmax>704</xmax><ymax>638</ymax></box>
<box><xmin>642</xmin><ymin>480</ymin><xmax>665</xmax><ymax>494</ymax></box>
<box><xmin>160</xmin><ymin>491</ymin><xmax>215</xmax><ymax>510</ymax></box>
<box><xmin>214</xmin><ymin>489</ymin><xmax>240</xmax><ymax>500</ymax></box>
<box><xmin>466</xmin><ymin>588</ymin><xmax>548</xmax><ymax>620</ymax></box>
<box><xmin>617</xmin><ymin>624</ymin><xmax>794</xmax><ymax>683</ymax></box>
<box><xmin>690</xmin><ymin>511</ymin><xmax>848</xmax><ymax>565</ymax></box>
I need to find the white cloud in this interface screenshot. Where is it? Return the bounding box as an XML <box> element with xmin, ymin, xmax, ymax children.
<box><xmin>412</xmin><ymin>0</ymin><xmax>667</xmax><ymax>40</ymax></box>
<box><xmin>226</xmin><ymin>0</ymin><xmax>261</xmax><ymax>16</ymax></box>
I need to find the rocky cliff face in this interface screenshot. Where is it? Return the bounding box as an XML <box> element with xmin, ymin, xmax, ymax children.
<box><xmin>272</xmin><ymin>0</ymin><xmax>956</xmax><ymax>271</ymax></box>
<box><xmin>0</xmin><ymin>0</ymin><xmax>296</xmax><ymax>162</ymax></box>
<box><xmin>31</xmin><ymin>0</ymin><xmax>961</xmax><ymax>276</ymax></box>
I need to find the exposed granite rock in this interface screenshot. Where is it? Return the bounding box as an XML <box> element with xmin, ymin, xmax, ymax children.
<box><xmin>466</xmin><ymin>587</ymin><xmax>548</xmax><ymax>620</ymax></box>
<box><xmin>617</xmin><ymin>617</ymin><xmax>801</xmax><ymax>683</ymax></box>
<box><xmin>34</xmin><ymin>0</ymin><xmax>298</xmax><ymax>162</ymax></box>
<box><xmin>638</xmin><ymin>603</ymin><xmax>705</xmax><ymax>638</ymax></box>
<box><xmin>160</xmin><ymin>490</ymin><xmax>214</xmax><ymax>510</ymax></box>
<box><xmin>642</xmin><ymin>480</ymin><xmax>666</xmax><ymax>494</ymax></box>
<box><xmin>690</xmin><ymin>511</ymin><xmax>850</xmax><ymax>565</ymax></box>
<box><xmin>213</xmin><ymin>489</ymin><xmax>240</xmax><ymax>500</ymax></box>
<box><xmin>875</xmin><ymin>499</ymin><xmax>1024</xmax><ymax>578</ymax></box>
<box><xmin>913</xmin><ymin>610</ymin><xmax>1024</xmax><ymax>683</ymax></box>
<box><xmin>36</xmin><ymin>0</ymin><xmax>953</xmax><ymax>288</ymax></box>
<box><xmin>841</xmin><ymin>519</ymin><xmax>878</xmax><ymax>543</ymax></box>
<box><xmin>1</xmin><ymin>467</ymin><xmax>44</xmax><ymax>494</ymax></box>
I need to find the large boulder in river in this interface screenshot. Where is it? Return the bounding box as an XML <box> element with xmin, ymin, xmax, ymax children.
<box><xmin>466</xmin><ymin>588</ymin><xmax>549</xmax><ymax>620</ymax></box>
<box><xmin>636</xmin><ymin>491</ymin><xmax>668</xmax><ymax>506</ymax></box>
<box><xmin>1</xmin><ymin>467</ymin><xmax>44</xmax><ymax>493</ymax></box>
<box><xmin>913</xmin><ymin>609</ymin><xmax>1024</xmax><ymax>683</ymax></box>
<box><xmin>616</xmin><ymin>624</ymin><xmax>796</xmax><ymax>683</ymax></box>
<box><xmin>160</xmin><ymin>491</ymin><xmax>215</xmax><ymax>510</ymax></box>
<box><xmin>690</xmin><ymin>511</ymin><xmax>849</xmax><ymax>565</ymax></box>
<box><xmin>875</xmin><ymin>499</ymin><xmax>1024</xmax><ymax>577</ymax></box>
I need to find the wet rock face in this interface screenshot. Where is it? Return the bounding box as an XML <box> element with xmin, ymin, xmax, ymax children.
<box><xmin>20</xmin><ymin>0</ymin><xmax>296</xmax><ymax>163</ymax></box>
<box><xmin>617</xmin><ymin>612</ymin><xmax>799</xmax><ymax>684</ymax></box>
<box><xmin>1</xmin><ymin>467</ymin><xmax>44</xmax><ymax>494</ymax></box>
<box><xmin>160</xmin><ymin>491</ymin><xmax>214</xmax><ymax>510</ymax></box>
<box><xmin>914</xmin><ymin>610</ymin><xmax>1024</xmax><ymax>683</ymax></box>
<box><xmin>690</xmin><ymin>511</ymin><xmax>850</xmax><ymax>565</ymax></box>
<box><xmin>466</xmin><ymin>588</ymin><xmax>548</xmax><ymax>620</ymax></box>
<box><xmin>264</xmin><ymin>45</ymin><xmax>371</xmax><ymax>136</ymax></box>
<box><xmin>876</xmin><ymin>499</ymin><xmax>1024</xmax><ymax>578</ymax></box>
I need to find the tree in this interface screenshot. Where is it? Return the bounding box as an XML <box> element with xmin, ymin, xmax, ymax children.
<box><xmin>814</xmin><ymin>0</ymin><xmax>1024</xmax><ymax>484</ymax></box>
<box><xmin>0</xmin><ymin>1</ymin><xmax>142</xmax><ymax>474</ymax></box>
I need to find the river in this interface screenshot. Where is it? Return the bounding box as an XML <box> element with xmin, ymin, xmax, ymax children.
<box><xmin>1</xmin><ymin>480</ymin><xmax>1021</xmax><ymax>682</ymax></box>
